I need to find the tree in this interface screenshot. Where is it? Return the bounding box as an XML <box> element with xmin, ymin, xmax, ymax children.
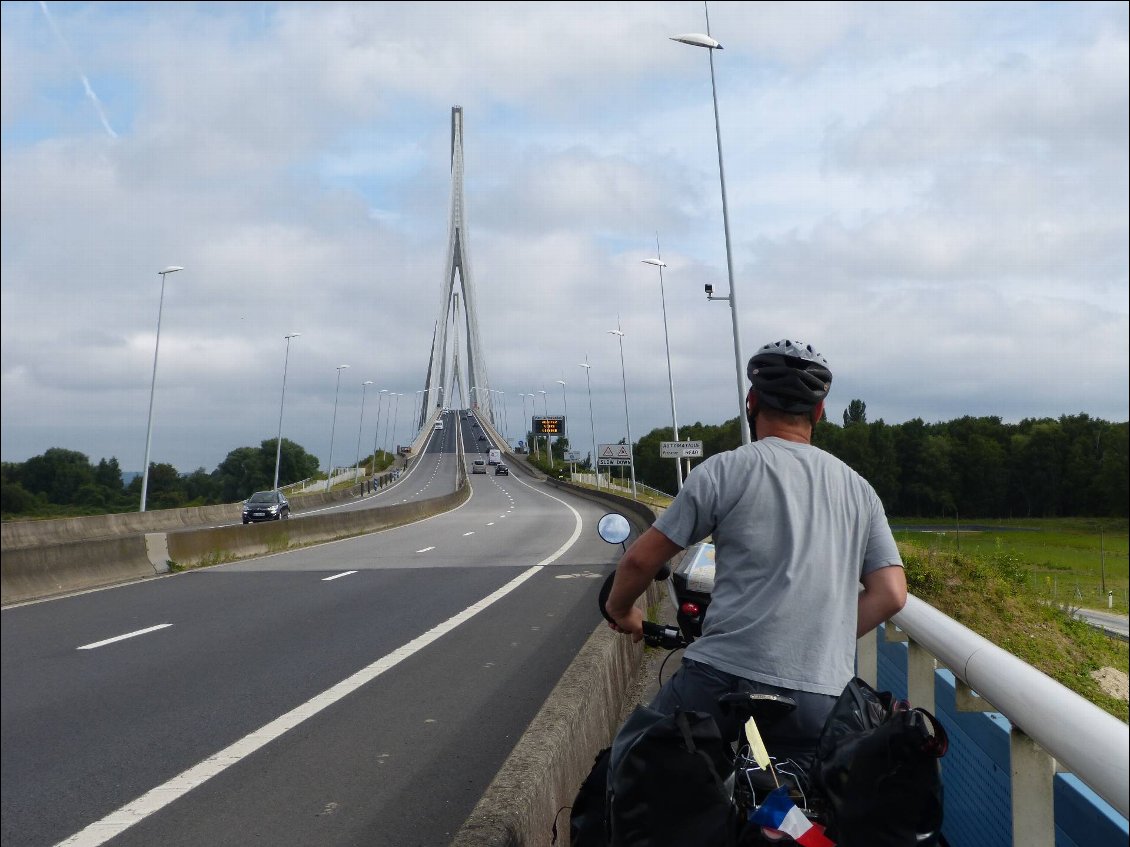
<box><xmin>843</xmin><ymin>399</ymin><xmax>868</xmax><ymax>427</ymax></box>
<box><xmin>19</xmin><ymin>448</ymin><xmax>95</xmax><ymax>505</ymax></box>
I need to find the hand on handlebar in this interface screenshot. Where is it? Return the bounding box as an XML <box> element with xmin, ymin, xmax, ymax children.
<box><xmin>606</xmin><ymin>604</ymin><xmax>645</xmax><ymax>644</ymax></box>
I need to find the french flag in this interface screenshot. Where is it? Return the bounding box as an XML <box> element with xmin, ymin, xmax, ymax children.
<box><xmin>749</xmin><ymin>786</ymin><xmax>835</xmax><ymax>846</ymax></box>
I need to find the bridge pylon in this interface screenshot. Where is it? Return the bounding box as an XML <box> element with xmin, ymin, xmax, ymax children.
<box><xmin>419</xmin><ymin>106</ymin><xmax>495</xmax><ymax>431</ymax></box>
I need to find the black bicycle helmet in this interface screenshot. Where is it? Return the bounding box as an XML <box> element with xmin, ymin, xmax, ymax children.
<box><xmin>747</xmin><ymin>339</ymin><xmax>833</xmax><ymax>414</ymax></box>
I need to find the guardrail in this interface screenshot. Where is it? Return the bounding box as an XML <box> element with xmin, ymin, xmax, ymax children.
<box><xmin>858</xmin><ymin>596</ymin><xmax>1128</xmax><ymax>845</ymax></box>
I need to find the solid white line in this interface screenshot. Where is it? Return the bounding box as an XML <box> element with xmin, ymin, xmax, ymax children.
<box><xmin>416</xmin><ymin>546</ymin><xmax>436</xmax><ymax>553</ymax></box>
<box><xmin>321</xmin><ymin>571</ymin><xmax>357</xmax><ymax>581</ymax></box>
<box><xmin>53</xmin><ymin>564</ymin><xmax>549</xmax><ymax>847</ymax></box>
<box><xmin>76</xmin><ymin>624</ymin><xmax>172</xmax><ymax>651</ymax></box>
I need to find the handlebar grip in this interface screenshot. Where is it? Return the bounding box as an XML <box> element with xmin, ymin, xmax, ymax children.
<box><xmin>642</xmin><ymin>621</ymin><xmax>687</xmax><ymax>650</ymax></box>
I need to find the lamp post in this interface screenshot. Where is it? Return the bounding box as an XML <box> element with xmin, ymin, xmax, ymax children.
<box><xmin>538</xmin><ymin>389</ymin><xmax>552</xmax><ymax>468</ymax></box>
<box><xmin>519</xmin><ymin>393</ymin><xmax>533</xmax><ymax>456</ymax></box>
<box><xmin>556</xmin><ymin>379</ymin><xmax>569</xmax><ymax>442</ymax></box>
<box><xmin>325</xmin><ymin>364</ymin><xmax>350</xmax><ymax>491</ymax></box>
<box><xmin>389</xmin><ymin>393</ymin><xmax>403</xmax><ymax>457</ymax></box>
<box><xmin>644</xmin><ymin>243</ymin><xmax>683</xmax><ymax>490</ymax></box>
<box><xmin>272</xmin><ymin>332</ymin><xmax>301</xmax><ymax>492</ymax></box>
<box><xmin>372</xmin><ymin>389</ymin><xmax>389</xmax><ymax>474</ymax></box>
<box><xmin>140</xmin><ymin>265</ymin><xmax>183</xmax><ymax>512</ymax></box>
<box><xmin>579</xmin><ymin>357</ymin><xmax>599</xmax><ymax>489</ymax></box>
<box><xmin>608</xmin><ymin>321</ymin><xmax>637</xmax><ymax>498</ymax></box>
<box><xmin>355</xmin><ymin>380</ymin><xmax>374</xmax><ymax>480</ymax></box>
<box><xmin>672</xmin><ymin>22</ymin><xmax>750</xmax><ymax>445</ymax></box>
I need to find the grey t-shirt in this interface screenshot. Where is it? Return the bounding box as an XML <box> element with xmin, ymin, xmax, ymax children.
<box><xmin>653</xmin><ymin>436</ymin><xmax>902</xmax><ymax>696</ymax></box>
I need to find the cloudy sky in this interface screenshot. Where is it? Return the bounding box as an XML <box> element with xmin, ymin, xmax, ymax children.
<box><xmin>2</xmin><ymin>1</ymin><xmax>1127</xmax><ymax>478</ymax></box>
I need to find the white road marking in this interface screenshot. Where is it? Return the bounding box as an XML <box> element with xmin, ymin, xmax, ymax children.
<box><xmin>462</xmin><ymin>531</ymin><xmax>475</xmax><ymax>536</ymax></box>
<box><xmin>77</xmin><ymin>624</ymin><xmax>172</xmax><ymax>651</ymax></box>
<box><xmin>416</xmin><ymin>546</ymin><xmax>436</xmax><ymax>553</ymax></box>
<box><xmin>52</xmin><ymin>559</ymin><xmax>563</xmax><ymax>847</ymax></box>
<box><xmin>321</xmin><ymin>571</ymin><xmax>357</xmax><ymax>581</ymax></box>
<box><xmin>486</xmin><ymin>522</ymin><xmax>494</xmax><ymax>526</ymax></box>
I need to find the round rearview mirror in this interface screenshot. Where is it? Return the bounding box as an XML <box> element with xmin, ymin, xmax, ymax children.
<box><xmin>597</xmin><ymin>513</ymin><xmax>632</xmax><ymax>545</ymax></box>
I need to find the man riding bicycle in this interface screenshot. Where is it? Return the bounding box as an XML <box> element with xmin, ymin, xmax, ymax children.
<box><xmin>605</xmin><ymin>339</ymin><xmax>907</xmax><ymax>770</ymax></box>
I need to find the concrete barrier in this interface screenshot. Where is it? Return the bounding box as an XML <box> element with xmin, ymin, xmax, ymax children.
<box><xmin>2</xmin><ymin>482</ymin><xmax>470</xmax><ymax>604</ymax></box>
<box><xmin>0</xmin><ymin>485</ymin><xmax>372</xmax><ymax>551</ymax></box>
<box><xmin>1</xmin><ymin>535</ymin><xmax>166</xmax><ymax>605</ymax></box>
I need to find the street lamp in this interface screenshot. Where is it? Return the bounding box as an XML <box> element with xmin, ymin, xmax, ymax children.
<box><xmin>355</xmin><ymin>380</ymin><xmax>374</xmax><ymax>480</ymax></box>
<box><xmin>272</xmin><ymin>332</ymin><xmax>301</xmax><ymax>492</ymax></box>
<box><xmin>140</xmin><ymin>265</ymin><xmax>183</xmax><ymax>512</ymax></box>
<box><xmin>608</xmin><ymin>321</ymin><xmax>637</xmax><ymax>498</ymax></box>
<box><xmin>556</xmin><ymin>379</ymin><xmax>569</xmax><ymax>443</ymax></box>
<box><xmin>644</xmin><ymin>244</ymin><xmax>683</xmax><ymax>490</ymax></box>
<box><xmin>672</xmin><ymin>22</ymin><xmax>750</xmax><ymax>445</ymax></box>
<box><xmin>325</xmin><ymin>364</ymin><xmax>350</xmax><ymax>491</ymax></box>
<box><xmin>519</xmin><ymin>393</ymin><xmax>534</xmax><ymax>456</ymax></box>
<box><xmin>372</xmin><ymin>389</ymin><xmax>389</xmax><ymax>474</ymax></box>
<box><xmin>538</xmin><ymin>389</ymin><xmax>552</xmax><ymax>468</ymax></box>
<box><xmin>579</xmin><ymin>358</ymin><xmax>599</xmax><ymax>489</ymax></box>
<box><xmin>389</xmin><ymin>393</ymin><xmax>403</xmax><ymax>457</ymax></box>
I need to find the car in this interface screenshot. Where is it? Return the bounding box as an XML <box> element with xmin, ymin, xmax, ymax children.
<box><xmin>242</xmin><ymin>490</ymin><xmax>290</xmax><ymax>524</ymax></box>
<box><xmin>471</xmin><ymin>459</ymin><xmax>487</xmax><ymax>474</ymax></box>
<box><xmin>495</xmin><ymin>464</ymin><xmax>509</xmax><ymax>476</ymax></box>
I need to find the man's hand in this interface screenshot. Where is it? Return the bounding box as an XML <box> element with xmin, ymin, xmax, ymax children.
<box><xmin>606</xmin><ymin>604</ymin><xmax>645</xmax><ymax>643</ymax></box>
<box><xmin>604</xmin><ymin>526</ymin><xmax>682</xmax><ymax>643</ymax></box>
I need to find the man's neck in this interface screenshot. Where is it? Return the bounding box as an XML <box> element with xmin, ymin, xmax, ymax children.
<box><xmin>756</xmin><ymin>419</ymin><xmax>813</xmax><ymax>445</ymax></box>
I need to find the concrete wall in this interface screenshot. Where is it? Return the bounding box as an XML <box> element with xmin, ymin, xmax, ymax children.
<box><xmin>2</xmin><ymin>483</ymin><xmax>469</xmax><ymax>605</ymax></box>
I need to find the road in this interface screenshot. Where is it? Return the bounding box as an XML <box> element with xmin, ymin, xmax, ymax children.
<box><xmin>1</xmin><ymin>411</ymin><xmax>624</xmax><ymax>847</ymax></box>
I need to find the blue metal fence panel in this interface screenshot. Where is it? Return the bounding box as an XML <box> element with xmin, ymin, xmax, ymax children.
<box><xmin>873</xmin><ymin>625</ymin><xmax>1127</xmax><ymax>847</ymax></box>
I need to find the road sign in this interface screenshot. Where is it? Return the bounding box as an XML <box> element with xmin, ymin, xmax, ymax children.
<box><xmin>660</xmin><ymin>440</ymin><xmax>704</xmax><ymax>458</ymax></box>
<box><xmin>597</xmin><ymin>443</ymin><xmax>634</xmax><ymax>467</ymax></box>
<box><xmin>564</xmin><ymin>451</ymin><xmax>583</xmax><ymax>463</ymax></box>
<box><xmin>532</xmin><ymin>416</ymin><xmax>565</xmax><ymax>435</ymax></box>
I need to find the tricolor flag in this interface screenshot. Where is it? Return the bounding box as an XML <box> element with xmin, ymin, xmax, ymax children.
<box><xmin>749</xmin><ymin>786</ymin><xmax>835</xmax><ymax>847</ymax></box>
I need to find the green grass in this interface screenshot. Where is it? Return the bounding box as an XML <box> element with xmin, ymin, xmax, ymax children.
<box><xmin>901</xmin><ymin>539</ymin><xmax>1129</xmax><ymax>722</ymax></box>
<box><xmin>892</xmin><ymin>518</ymin><xmax>1129</xmax><ymax>613</ymax></box>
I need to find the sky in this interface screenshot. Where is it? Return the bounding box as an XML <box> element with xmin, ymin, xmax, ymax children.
<box><xmin>1</xmin><ymin>1</ymin><xmax>1127</xmax><ymax>479</ymax></box>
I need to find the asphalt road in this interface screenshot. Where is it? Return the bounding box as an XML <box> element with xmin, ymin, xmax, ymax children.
<box><xmin>1</xmin><ymin>411</ymin><xmax>625</xmax><ymax>847</ymax></box>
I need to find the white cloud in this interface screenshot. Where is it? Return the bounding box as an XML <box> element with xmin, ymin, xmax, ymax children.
<box><xmin>2</xmin><ymin>1</ymin><xmax>1127</xmax><ymax>475</ymax></box>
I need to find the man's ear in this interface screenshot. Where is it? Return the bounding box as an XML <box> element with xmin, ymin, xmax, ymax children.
<box><xmin>810</xmin><ymin>399</ymin><xmax>825</xmax><ymax>427</ymax></box>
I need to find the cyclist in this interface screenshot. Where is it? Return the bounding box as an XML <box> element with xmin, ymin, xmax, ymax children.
<box><xmin>605</xmin><ymin>339</ymin><xmax>907</xmax><ymax>770</ymax></box>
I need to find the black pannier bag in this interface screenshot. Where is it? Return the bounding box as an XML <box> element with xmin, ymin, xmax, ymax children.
<box><xmin>809</xmin><ymin>677</ymin><xmax>949</xmax><ymax>847</ymax></box>
<box><xmin>569</xmin><ymin>706</ymin><xmax>737</xmax><ymax>847</ymax></box>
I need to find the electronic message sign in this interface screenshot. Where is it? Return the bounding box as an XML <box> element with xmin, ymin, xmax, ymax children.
<box><xmin>531</xmin><ymin>416</ymin><xmax>565</xmax><ymax>435</ymax></box>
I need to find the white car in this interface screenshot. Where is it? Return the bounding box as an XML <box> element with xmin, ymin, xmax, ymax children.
<box><xmin>471</xmin><ymin>459</ymin><xmax>487</xmax><ymax>474</ymax></box>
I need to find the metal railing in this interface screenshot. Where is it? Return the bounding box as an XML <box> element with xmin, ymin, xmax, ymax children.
<box><xmin>857</xmin><ymin>595</ymin><xmax>1128</xmax><ymax>845</ymax></box>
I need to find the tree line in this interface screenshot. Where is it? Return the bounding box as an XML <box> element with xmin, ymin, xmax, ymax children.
<box><xmin>630</xmin><ymin>404</ymin><xmax>1128</xmax><ymax>518</ymax></box>
<box><xmin>5</xmin><ymin>405</ymin><xmax>1127</xmax><ymax>520</ymax></box>
<box><xmin>0</xmin><ymin>438</ymin><xmax>378</xmax><ymax>518</ymax></box>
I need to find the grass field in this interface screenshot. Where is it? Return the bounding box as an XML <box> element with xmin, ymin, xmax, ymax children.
<box><xmin>892</xmin><ymin>518</ymin><xmax>1129</xmax><ymax>613</ymax></box>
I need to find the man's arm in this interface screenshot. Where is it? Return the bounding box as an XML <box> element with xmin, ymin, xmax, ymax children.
<box><xmin>605</xmin><ymin>526</ymin><xmax>683</xmax><ymax>642</ymax></box>
<box><xmin>857</xmin><ymin>564</ymin><xmax>908</xmax><ymax>638</ymax></box>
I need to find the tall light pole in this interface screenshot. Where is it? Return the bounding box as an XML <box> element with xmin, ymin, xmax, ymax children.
<box><xmin>325</xmin><ymin>364</ymin><xmax>350</xmax><ymax>491</ymax></box>
<box><xmin>372</xmin><ymin>389</ymin><xmax>389</xmax><ymax>473</ymax></box>
<box><xmin>355</xmin><ymin>380</ymin><xmax>374</xmax><ymax>480</ymax></box>
<box><xmin>579</xmin><ymin>358</ymin><xmax>599</xmax><ymax>489</ymax></box>
<box><xmin>672</xmin><ymin>20</ymin><xmax>750</xmax><ymax>444</ymax></box>
<box><xmin>538</xmin><ymin>389</ymin><xmax>552</xmax><ymax>468</ymax></box>
<box><xmin>608</xmin><ymin>321</ymin><xmax>637</xmax><ymax>498</ymax></box>
<box><xmin>644</xmin><ymin>242</ymin><xmax>683</xmax><ymax>490</ymax></box>
<box><xmin>140</xmin><ymin>265</ymin><xmax>183</xmax><ymax>512</ymax></box>
<box><xmin>519</xmin><ymin>393</ymin><xmax>533</xmax><ymax>456</ymax></box>
<box><xmin>556</xmin><ymin>378</ymin><xmax>570</xmax><ymax>450</ymax></box>
<box><xmin>272</xmin><ymin>332</ymin><xmax>301</xmax><ymax>492</ymax></box>
<box><xmin>389</xmin><ymin>393</ymin><xmax>403</xmax><ymax>457</ymax></box>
